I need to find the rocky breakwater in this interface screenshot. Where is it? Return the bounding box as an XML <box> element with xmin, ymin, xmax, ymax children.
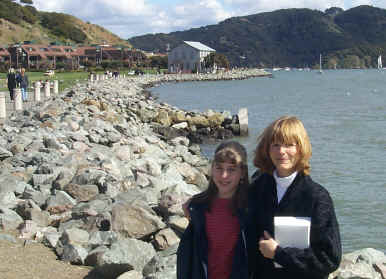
<box><xmin>157</xmin><ymin>68</ymin><xmax>272</xmax><ymax>82</ymax></box>
<box><xmin>125</xmin><ymin>71</ymin><xmax>259</xmax><ymax>143</ymax></box>
<box><xmin>0</xmin><ymin>75</ymin><xmax>244</xmax><ymax>278</ymax></box>
<box><xmin>0</xmin><ymin>73</ymin><xmax>384</xmax><ymax>279</ymax></box>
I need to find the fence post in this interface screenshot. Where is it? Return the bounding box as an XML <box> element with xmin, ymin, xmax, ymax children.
<box><xmin>14</xmin><ymin>88</ymin><xmax>23</xmax><ymax>111</ymax></box>
<box><xmin>34</xmin><ymin>81</ymin><xmax>41</xmax><ymax>102</ymax></box>
<box><xmin>0</xmin><ymin>92</ymin><xmax>6</xmax><ymax>118</ymax></box>
<box><xmin>54</xmin><ymin>80</ymin><xmax>59</xmax><ymax>94</ymax></box>
<box><xmin>44</xmin><ymin>81</ymin><xmax>50</xmax><ymax>98</ymax></box>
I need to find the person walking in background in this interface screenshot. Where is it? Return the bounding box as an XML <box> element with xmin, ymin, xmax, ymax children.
<box><xmin>177</xmin><ymin>141</ymin><xmax>250</xmax><ymax>279</ymax></box>
<box><xmin>248</xmin><ymin>115</ymin><xmax>341</xmax><ymax>279</ymax></box>
<box><xmin>16</xmin><ymin>68</ymin><xmax>29</xmax><ymax>102</ymax></box>
<box><xmin>7</xmin><ymin>68</ymin><xmax>17</xmax><ymax>101</ymax></box>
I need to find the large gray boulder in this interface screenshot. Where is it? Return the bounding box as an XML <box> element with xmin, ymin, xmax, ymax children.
<box><xmin>329</xmin><ymin>248</ymin><xmax>386</xmax><ymax>279</ymax></box>
<box><xmin>93</xmin><ymin>238</ymin><xmax>156</xmax><ymax>278</ymax></box>
<box><xmin>111</xmin><ymin>202</ymin><xmax>165</xmax><ymax>239</ymax></box>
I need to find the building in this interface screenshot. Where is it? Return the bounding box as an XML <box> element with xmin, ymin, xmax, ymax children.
<box><xmin>168</xmin><ymin>41</ymin><xmax>215</xmax><ymax>73</ymax></box>
<box><xmin>8</xmin><ymin>44</ymin><xmax>80</xmax><ymax>69</ymax></box>
<box><xmin>5</xmin><ymin>43</ymin><xmax>143</xmax><ymax>70</ymax></box>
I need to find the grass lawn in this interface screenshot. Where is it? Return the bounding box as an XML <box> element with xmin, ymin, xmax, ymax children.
<box><xmin>0</xmin><ymin>68</ymin><xmax>166</xmax><ymax>93</ymax></box>
<box><xmin>0</xmin><ymin>71</ymin><xmax>90</xmax><ymax>93</ymax></box>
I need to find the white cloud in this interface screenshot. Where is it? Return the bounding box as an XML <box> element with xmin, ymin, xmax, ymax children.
<box><xmin>223</xmin><ymin>0</ymin><xmax>348</xmax><ymax>15</ymax></box>
<box><xmin>32</xmin><ymin>0</ymin><xmax>386</xmax><ymax>39</ymax></box>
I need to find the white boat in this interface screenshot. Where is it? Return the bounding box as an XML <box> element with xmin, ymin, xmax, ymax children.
<box><xmin>377</xmin><ymin>55</ymin><xmax>382</xmax><ymax>69</ymax></box>
<box><xmin>318</xmin><ymin>54</ymin><xmax>323</xmax><ymax>74</ymax></box>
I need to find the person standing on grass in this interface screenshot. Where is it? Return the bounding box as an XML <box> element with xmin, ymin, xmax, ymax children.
<box><xmin>7</xmin><ymin>68</ymin><xmax>17</xmax><ymax>101</ymax></box>
<box><xmin>248</xmin><ymin>115</ymin><xmax>341</xmax><ymax>279</ymax></box>
<box><xmin>16</xmin><ymin>68</ymin><xmax>29</xmax><ymax>102</ymax></box>
<box><xmin>177</xmin><ymin>141</ymin><xmax>250</xmax><ymax>279</ymax></box>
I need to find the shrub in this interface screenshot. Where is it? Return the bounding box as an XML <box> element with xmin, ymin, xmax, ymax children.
<box><xmin>40</xmin><ymin>12</ymin><xmax>87</xmax><ymax>43</ymax></box>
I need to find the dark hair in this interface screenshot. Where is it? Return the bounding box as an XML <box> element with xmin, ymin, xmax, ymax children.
<box><xmin>192</xmin><ymin>141</ymin><xmax>249</xmax><ymax>214</ymax></box>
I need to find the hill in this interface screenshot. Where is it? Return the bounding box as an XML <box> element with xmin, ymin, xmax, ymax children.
<box><xmin>128</xmin><ymin>5</ymin><xmax>386</xmax><ymax>68</ymax></box>
<box><xmin>0</xmin><ymin>0</ymin><xmax>131</xmax><ymax>47</ymax></box>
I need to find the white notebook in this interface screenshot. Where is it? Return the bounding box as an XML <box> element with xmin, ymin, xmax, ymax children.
<box><xmin>273</xmin><ymin>216</ymin><xmax>311</xmax><ymax>268</ymax></box>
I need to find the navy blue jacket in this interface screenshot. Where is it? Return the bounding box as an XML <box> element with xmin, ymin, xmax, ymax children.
<box><xmin>177</xmin><ymin>201</ymin><xmax>249</xmax><ymax>279</ymax></box>
<box><xmin>16</xmin><ymin>73</ymin><xmax>28</xmax><ymax>89</ymax></box>
<box><xmin>248</xmin><ymin>173</ymin><xmax>341</xmax><ymax>279</ymax></box>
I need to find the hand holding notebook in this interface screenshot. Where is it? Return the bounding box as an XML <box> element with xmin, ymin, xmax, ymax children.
<box><xmin>273</xmin><ymin>216</ymin><xmax>311</xmax><ymax>268</ymax></box>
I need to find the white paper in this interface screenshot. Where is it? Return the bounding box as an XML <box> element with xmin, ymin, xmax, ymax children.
<box><xmin>273</xmin><ymin>216</ymin><xmax>311</xmax><ymax>268</ymax></box>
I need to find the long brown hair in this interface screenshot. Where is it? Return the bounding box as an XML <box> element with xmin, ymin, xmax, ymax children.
<box><xmin>192</xmin><ymin>141</ymin><xmax>249</xmax><ymax>214</ymax></box>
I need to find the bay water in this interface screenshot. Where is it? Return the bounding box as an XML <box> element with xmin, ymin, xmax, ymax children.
<box><xmin>151</xmin><ymin>69</ymin><xmax>386</xmax><ymax>253</ymax></box>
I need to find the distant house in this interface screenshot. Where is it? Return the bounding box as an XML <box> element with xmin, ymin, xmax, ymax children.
<box><xmin>8</xmin><ymin>44</ymin><xmax>78</xmax><ymax>69</ymax></box>
<box><xmin>6</xmin><ymin>43</ymin><xmax>142</xmax><ymax>70</ymax></box>
<box><xmin>168</xmin><ymin>41</ymin><xmax>215</xmax><ymax>73</ymax></box>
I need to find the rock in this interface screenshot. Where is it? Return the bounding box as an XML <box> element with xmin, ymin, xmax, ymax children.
<box><xmin>207</xmin><ymin>113</ymin><xmax>224</xmax><ymax>127</ymax></box>
<box><xmin>171</xmin><ymin>122</ymin><xmax>188</xmax><ymax>129</ymax></box>
<box><xmin>170</xmin><ymin>111</ymin><xmax>186</xmax><ymax>123</ymax></box>
<box><xmin>159</xmin><ymin>183</ymin><xmax>200</xmax><ymax>217</ymax></box>
<box><xmin>93</xmin><ymin>238</ymin><xmax>156</xmax><ymax>278</ymax></box>
<box><xmin>43</xmin><ymin>231</ymin><xmax>61</xmax><ymax>248</ymax></box>
<box><xmin>187</xmin><ymin>115</ymin><xmax>209</xmax><ymax>128</ymax></box>
<box><xmin>168</xmin><ymin>215</ymin><xmax>189</xmax><ymax>233</ymax></box>
<box><xmin>84</xmin><ymin>245</ymin><xmax>110</xmax><ymax>266</ymax></box>
<box><xmin>111</xmin><ymin>202</ymin><xmax>165</xmax><ymax>239</ymax></box>
<box><xmin>329</xmin><ymin>248</ymin><xmax>386</xmax><ymax>279</ymax></box>
<box><xmin>46</xmin><ymin>190</ymin><xmax>77</xmax><ymax>210</ymax></box>
<box><xmin>61</xmin><ymin>228</ymin><xmax>90</xmax><ymax>246</ymax></box>
<box><xmin>0</xmin><ymin>147</ymin><xmax>13</xmax><ymax>160</ymax></box>
<box><xmin>373</xmin><ymin>262</ymin><xmax>386</xmax><ymax>279</ymax></box>
<box><xmin>61</xmin><ymin>244</ymin><xmax>89</xmax><ymax>265</ymax></box>
<box><xmin>63</xmin><ymin>183</ymin><xmax>99</xmax><ymax>202</ymax></box>
<box><xmin>88</xmin><ymin>231</ymin><xmax>118</xmax><ymax>248</ymax></box>
<box><xmin>143</xmin><ymin>245</ymin><xmax>178</xmax><ymax>279</ymax></box>
<box><xmin>154</xmin><ymin>109</ymin><xmax>171</xmax><ymax>126</ymax></box>
<box><xmin>0</xmin><ymin>208</ymin><xmax>24</xmax><ymax>230</ymax></box>
<box><xmin>117</xmin><ymin>270</ymin><xmax>142</xmax><ymax>279</ymax></box>
<box><xmin>0</xmin><ymin>191</ymin><xmax>18</xmax><ymax>209</ymax></box>
<box><xmin>18</xmin><ymin>205</ymin><xmax>50</xmax><ymax>227</ymax></box>
<box><xmin>153</xmin><ymin>228</ymin><xmax>180</xmax><ymax>251</ymax></box>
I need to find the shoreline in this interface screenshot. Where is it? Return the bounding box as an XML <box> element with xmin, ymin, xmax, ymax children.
<box><xmin>0</xmin><ymin>71</ymin><xmax>384</xmax><ymax>279</ymax></box>
<box><xmin>136</xmin><ymin>68</ymin><xmax>272</xmax><ymax>87</ymax></box>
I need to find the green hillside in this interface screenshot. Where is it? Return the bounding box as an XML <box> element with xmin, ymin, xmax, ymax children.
<box><xmin>0</xmin><ymin>0</ymin><xmax>131</xmax><ymax>47</ymax></box>
<box><xmin>128</xmin><ymin>5</ymin><xmax>386</xmax><ymax>69</ymax></box>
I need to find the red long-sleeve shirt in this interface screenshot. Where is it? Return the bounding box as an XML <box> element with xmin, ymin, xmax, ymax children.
<box><xmin>205</xmin><ymin>198</ymin><xmax>240</xmax><ymax>279</ymax></box>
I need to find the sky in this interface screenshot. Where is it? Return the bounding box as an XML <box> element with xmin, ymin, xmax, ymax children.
<box><xmin>31</xmin><ymin>0</ymin><xmax>386</xmax><ymax>39</ymax></box>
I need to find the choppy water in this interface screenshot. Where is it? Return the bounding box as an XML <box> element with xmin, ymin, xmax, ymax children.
<box><xmin>151</xmin><ymin>69</ymin><xmax>386</xmax><ymax>253</ymax></box>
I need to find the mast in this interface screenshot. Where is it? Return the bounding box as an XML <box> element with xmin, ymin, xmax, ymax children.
<box><xmin>378</xmin><ymin>55</ymin><xmax>382</xmax><ymax>69</ymax></box>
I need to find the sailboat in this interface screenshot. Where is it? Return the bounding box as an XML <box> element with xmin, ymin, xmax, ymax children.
<box><xmin>318</xmin><ymin>54</ymin><xmax>323</xmax><ymax>74</ymax></box>
<box><xmin>377</xmin><ymin>55</ymin><xmax>382</xmax><ymax>70</ymax></box>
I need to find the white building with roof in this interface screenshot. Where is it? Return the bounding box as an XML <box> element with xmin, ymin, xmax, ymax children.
<box><xmin>168</xmin><ymin>41</ymin><xmax>216</xmax><ymax>73</ymax></box>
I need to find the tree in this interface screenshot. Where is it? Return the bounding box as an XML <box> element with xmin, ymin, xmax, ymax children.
<box><xmin>342</xmin><ymin>55</ymin><xmax>361</xmax><ymax>68</ymax></box>
<box><xmin>149</xmin><ymin>56</ymin><xmax>167</xmax><ymax>68</ymax></box>
<box><xmin>204</xmin><ymin>53</ymin><xmax>230</xmax><ymax>69</ymax></box>
<box><xmin>20</xmin><ymin>0</ymin><xmax>33</xmax><ymax>4</ymax></box>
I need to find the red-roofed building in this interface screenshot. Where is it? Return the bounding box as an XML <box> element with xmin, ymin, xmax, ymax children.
<box><xmin>6</xmin><ymin>43</ymin><xmax>148</xmax><ymax>70</ymax></box>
